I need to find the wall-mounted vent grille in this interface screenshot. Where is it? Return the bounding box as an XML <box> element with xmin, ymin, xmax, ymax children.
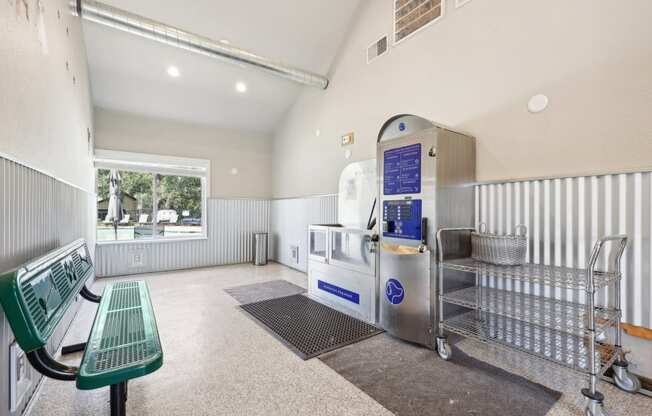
<box><xmin>367</xmin><ymin>35</ymin><xmax>389</xmax><ymax>64</ymax></box>
<box><xmin>394</xmin><ymin>0</ymin><xmax>444</xmax><ymax>44</ymax></box>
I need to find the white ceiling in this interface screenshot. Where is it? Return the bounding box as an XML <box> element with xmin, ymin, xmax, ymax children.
<box><xmin>83</xmin><ymin>0</ymin><xmax>362</xmax><ymax>133</ymax></box>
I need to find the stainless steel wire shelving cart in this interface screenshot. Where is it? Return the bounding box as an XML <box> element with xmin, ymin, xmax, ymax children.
<box><xmin>435</xmin><ymin>228</ymin><xmax>641</xmax><ymax>416</ymax></box>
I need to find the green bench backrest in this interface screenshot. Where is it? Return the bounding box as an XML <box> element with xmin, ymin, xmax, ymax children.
<box><xmin>0</xmin><ymin>239</ymin><xmax>94</xmax><ymax>352</ymax></box>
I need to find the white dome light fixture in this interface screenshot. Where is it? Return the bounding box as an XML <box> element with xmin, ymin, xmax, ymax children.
<box><xmin>528</xmin><ymin>94</ymin><xmax>549</xmax><ymax>113</ymax></box>
<box><xmin>235</xmin><ymin>81</ymin><xmax>247</xmax><ymax>93</ymax></box>
<box><xmin>167</xmin><ymin>65</ymin><xmax>180</xmax><ymax>78</ymax></box>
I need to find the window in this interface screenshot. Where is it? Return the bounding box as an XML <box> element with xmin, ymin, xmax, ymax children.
<box><xmin>394</xmin><ymin>0</ymin><xmax>444</xmax><ymax>44</ymax></box>
<box><xmin>95</xmin><ymin>150</ymin><xmax>209</xmax><ymax>242</ymax></box>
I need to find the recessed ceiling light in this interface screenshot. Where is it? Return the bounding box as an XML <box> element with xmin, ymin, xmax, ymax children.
<box><xmin>167</xmin><ymin>66</ymin><xmax>180</xmax><ymax>78</ymax></box>
<box><xmin>235</xmin><ymin>81</ymin><xmax>247</xmax><ymax>93</ymax></box>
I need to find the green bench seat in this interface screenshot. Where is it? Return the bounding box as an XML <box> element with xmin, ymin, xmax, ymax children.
<box><xmin>0</xmin><ymin>239</ymin><xmax>163</xmax><ymax>415</ymax></box>
<box><xmin>78</xmin><ymin>281</ymin><xmax>162</xmax><ymax>390</ymax></box>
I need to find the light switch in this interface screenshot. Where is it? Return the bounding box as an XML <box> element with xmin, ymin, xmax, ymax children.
<box><xmin>341</xmin><ymin>132</ymin><xmax>354</xmax><ymax>146</ymax></box>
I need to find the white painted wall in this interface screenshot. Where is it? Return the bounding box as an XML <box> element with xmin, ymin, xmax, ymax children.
<box><xmin>0</xmin><ymin>2</ymin><xmax>95</xmax><ymax>415</ymax></box>
<box><xmin>1</xmin><ymin>0</ymin><xmax>94</xmax><ymax>192</ymax></box>
<box><xmin>270</xmin><ymin>195</ymin><xmax>338</xmax><ymax>272</ymax></box>
<box><xmin>94</xmin><ymin>108</ymin><xmax>273</xmax><ymax>198</ymax></box>
<box><xmin>96</xmin><ymin>199</ymin><xmax>270</xmax><ymax>277</ymax></box>
<box><xmin>270</xmin><ymin>0</ymin><xmax>652</xmax><ymax>380</ymax></box>
<box><xmin>272</xmin><ymin>0</ymin><xmax>652</xmax><ymax>198</ymax></box>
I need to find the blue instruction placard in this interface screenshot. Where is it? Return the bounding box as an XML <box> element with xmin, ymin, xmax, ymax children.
<box><xmin>384</xmin><ymin>143</ymin><xmax>421</xmax><ymax>195</ymax></box>
<box><xmin>318</xmin><ymin>280</ymin><xmax>360</xmax><ymax>304</ymax></box>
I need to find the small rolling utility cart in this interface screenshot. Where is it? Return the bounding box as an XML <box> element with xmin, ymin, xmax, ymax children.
<box><xmin>435</xmin><ymin>228</ymin><xmax>640</xmax><ymax>416</ymax></box>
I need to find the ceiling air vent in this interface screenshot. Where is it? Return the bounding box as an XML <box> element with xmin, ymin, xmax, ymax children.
<box><xmin>394</xmin><ymin>0</ymin><xmax>445</xmax><ymax>44</ymax></box>
<box><xmin>367</xmin><ymin>35</ymin><xmax>389</xmax><ymax>64</ymax></box>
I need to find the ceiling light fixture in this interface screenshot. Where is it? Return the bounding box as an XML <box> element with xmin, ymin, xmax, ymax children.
<box><xmin>219</xmin><ymin>39</ymin><xmax>231</xmax><ymax>45</ymax></box>
<box><xmin>235</xmin><ymin>81</ymin><xmax>247</xmax><ymax>93</ymax></box>
<box><xmin>167</xmin><ymin>66</ymin><xmax>180</xmax><ymax>77</ymax></box>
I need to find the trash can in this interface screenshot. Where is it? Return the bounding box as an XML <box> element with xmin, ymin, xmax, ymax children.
<box><xmin>253</xmin><ymin>232</ymin><xmax>268</xmax><ymax>266</ymax></box>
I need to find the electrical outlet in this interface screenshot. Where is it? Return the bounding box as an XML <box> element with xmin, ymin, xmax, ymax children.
<box><xmin>10</xmin><ymin>341</ymin><xmax>32</xmax><ymax>412</ymax></box>
<box><xmin>130</xmin><ymin>251</ymin><xmax>144</xmax><ymax>268</ymax></box>
<box><xmin>290</xmin><ymin>245</ymin><xmax>299</xmax><ymax>264</ymax></box>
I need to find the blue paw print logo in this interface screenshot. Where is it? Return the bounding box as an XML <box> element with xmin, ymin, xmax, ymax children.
<box><xmin>386</xmin><ymin>278</ymin><xmax>405</xmax><ymax>305</ymax></box>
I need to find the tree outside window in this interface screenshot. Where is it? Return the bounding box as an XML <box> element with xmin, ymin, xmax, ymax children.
<box><xmin>96</xmin><ymin>168</ymin><xmax>203</xmax><ymax>241</ymax></box>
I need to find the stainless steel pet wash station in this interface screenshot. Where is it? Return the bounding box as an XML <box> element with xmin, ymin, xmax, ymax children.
<box><xmin>376</xmin><ymin>115</ymin><xmax>475</xmax><ymax>349</ymax></box>
<box><xmin>309</xmin><ymin>114</ymin><xmax>640</xmax><ymax>416</ymax></box>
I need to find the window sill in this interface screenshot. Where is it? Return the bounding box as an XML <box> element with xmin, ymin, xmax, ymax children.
<box><xmin>96</xmin><ymin>236</ymin><xmax>208</xmax><ymax>246</ymax></box>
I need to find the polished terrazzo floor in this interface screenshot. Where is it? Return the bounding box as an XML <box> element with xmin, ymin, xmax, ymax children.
<box><xmin>27</xmin><ymin>263</ymin><xmax>652</xmax><ymax>416</ymax></box>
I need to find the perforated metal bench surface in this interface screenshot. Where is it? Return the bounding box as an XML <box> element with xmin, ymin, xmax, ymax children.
<box><xmin>77</xmin><ymin>281</ymin><xmax>163</xmax><ymax>390</ymax></box>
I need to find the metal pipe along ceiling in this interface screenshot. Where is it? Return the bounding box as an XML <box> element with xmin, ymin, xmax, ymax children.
<box><xmin>72</xmin><ymin>0</ymin><xmax>330</xmax><ymax>89</ymax></box>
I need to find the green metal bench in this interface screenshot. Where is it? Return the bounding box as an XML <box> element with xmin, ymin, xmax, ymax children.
<box><xmin>0</xmin><ymin>239</ymin><xmax>163</xmax><ymax>416</ymax></box>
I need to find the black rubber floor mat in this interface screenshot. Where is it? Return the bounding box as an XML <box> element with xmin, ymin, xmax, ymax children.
<box><xmin>240</xmin><ymin>294</ymin><xmax>383</xmax><ymax>360</ymax></box>
<box><xmin>320</xmin><ymin>334</ymin><xmax>562</xmax><ymax>416</ymax></box>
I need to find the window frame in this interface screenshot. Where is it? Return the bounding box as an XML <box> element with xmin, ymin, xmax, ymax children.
<box><xmin>94</xmin><ymin>149</ymin><xmax>210</xmax><ymax>244</ymax></box>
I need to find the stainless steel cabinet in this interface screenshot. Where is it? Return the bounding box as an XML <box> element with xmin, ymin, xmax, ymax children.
<box><xmin>307</xmin><ymin>225</ymin><xmax>378</xmax><ymax>323</ymax></box>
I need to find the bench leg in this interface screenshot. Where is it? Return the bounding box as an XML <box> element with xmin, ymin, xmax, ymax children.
<box><xmin>110</xmin><ymin>382</ymin><xmax>127</xmax><ymax>416</ymax></box>
<box><xmin>61</xmin><ymin>342</ymin><xmax>86</xmax><ymax>355</ymax></box>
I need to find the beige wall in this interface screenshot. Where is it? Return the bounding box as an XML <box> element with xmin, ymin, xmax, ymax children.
<box><xmin>272</xmin><ymin>0</ymin><xmax>652</xmax><ymax>198</ymax></box>
<box><xmin>0</xmin><ymin>0</ymin><xmax>94</xmax><ymax>192</ymax></box>
<box><xmin>94</xmin><ymin>108</ymin><xmax>273</xmax><ymax>198</ymax></box>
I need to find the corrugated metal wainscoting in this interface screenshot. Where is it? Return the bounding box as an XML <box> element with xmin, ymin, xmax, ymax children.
<box><xmin>0</xmin><ymin>156</ymin><xmax>95</xmax><ymax>416</ymax></box>
<box><xmin>270</xmin><ymin>195</ymin><xmax>338</xmax><ymax>272</ymax></box>
<box><xmin>475</xmin><ymin>172</ymin><xmax>652</xmax><ymax>328</ymax></box>
<box><xmin>95</xmin><ymin>199</ymin><xmax>270</xmax><ymax>277</ymax></box>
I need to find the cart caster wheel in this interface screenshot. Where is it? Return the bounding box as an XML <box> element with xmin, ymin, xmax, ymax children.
<box><xmin>436</xmin><ymin>337</ymin><xmax>452</xmax><ymax>361</ymax></box>
<box><xmin>584</xmin><ymin>402</ymin><xmax>608</xmax><ymax>416</ymax></box>
<box><xmin>613</xmin><ymin>361</ymin><xmax>641</xmax><ymax>393</ymax></box>
<box><xmin>582</xmin><ymin>389</ymin><xmax>608</xmax><ymax>416</ymax></box>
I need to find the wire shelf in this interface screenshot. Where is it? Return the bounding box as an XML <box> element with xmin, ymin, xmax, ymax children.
<box><xmin>443</xmin><ymin>310</ymin><xmax>618</xmax><ymax>375</ymax></box>
<box><xmin>441</xmin><ymin>258</ymin><xmax>620</xmax><ymax>290</ymax></box>
<box><xmin>441</xmin><ymin>286</ymin><xmax>620</xmax><ymax>337</ymax></box>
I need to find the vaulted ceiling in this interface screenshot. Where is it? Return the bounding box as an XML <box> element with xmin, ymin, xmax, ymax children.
<box><xmin>83</xmin><ymin>0</ymin><xmax>362</xmax><ymax>133</ymax></box>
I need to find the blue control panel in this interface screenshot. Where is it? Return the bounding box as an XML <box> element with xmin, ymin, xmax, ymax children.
<box><xmin>383</xmin><ymin>143</ymin><xmax>421</xmax><ymax>195</ymax></box>
<box><xmin>382</xmin><ymin>199</ymin><xmax>422</xmax><ymax>241</ymax></box>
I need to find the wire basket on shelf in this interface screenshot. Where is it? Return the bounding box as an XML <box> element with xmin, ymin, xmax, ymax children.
<box><xmin>471</xmin><ymin>223</ymin><xmax>528</xmax><ymax>266</ymax></box>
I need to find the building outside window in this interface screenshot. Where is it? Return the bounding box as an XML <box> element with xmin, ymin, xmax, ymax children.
<box><xmin>95</xmin><ymin>150</ymin><xmax>209</xmax><ymax>242</ymax></box>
